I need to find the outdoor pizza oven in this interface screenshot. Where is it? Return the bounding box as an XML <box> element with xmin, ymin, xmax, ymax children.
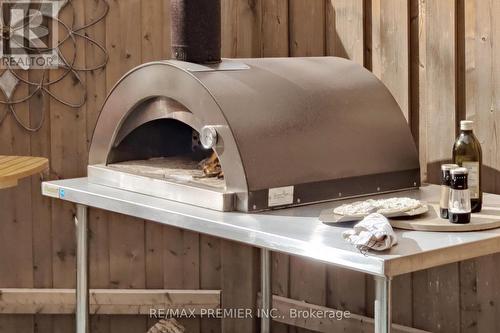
<box><xmin>88</xmin><ymin>57</ymin><xmax>421</xmax><ymax>212</ymax></box>
<box><xmin>87</xmin><ymin>0</ymin><xmax>419</xmax><ymax>212</ymax></box>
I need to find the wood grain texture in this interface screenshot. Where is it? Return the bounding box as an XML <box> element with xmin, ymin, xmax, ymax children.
<box><xmin>200</xmin><ymin>235</ymin><xmax>222</xmax><ymax>333</ymax></box>
<box><xmin>262</xmin><ymin>0</ymin><xmax>289</xmax><ymax>57</ymax></box>
<box><xmin>364</xmin><ymin>0</ymin><xmax>373</xmax><ymax>70</ymax></box>
<box><xmin>0</xmin><ymin>156</ymin><xmax>48</xmax><ymax>189</ymax></box>
<box><xmin>141</xmin><ymin>2</ymin><xmax>170</xmax><ymax>330</ymax></box>
<box><xmin>456</xmin><ymin>0</ymin><xmax>466</xmax><ymax>125</ymax></box>
<box><xmin>221</xmin><ymin>240</ymin><xmax>258</xmax><ymax>333</ymax></box>
<box><xmin>48</xmin><ymin>1</ymin><xmax>88</xmax><ymax>331</ymax></box>
<box><xmin>49</xmin><ymin>0</ymin><xmax>87</xmax><ymax>291</ymax></box>
<box><xmin>272</xmin><ymin>252</ymin><xmax>290</xmax><ymax>333</ymax></box>
<box><xmin>460</xmin><ymin>1</ymin><xmax>500</xmax><ymax>332</ymax></box>
<box><xmin>108</xmin><ymin>215</ymin><xmax>147</xmax><ymax>333</ymax></box>
<box><xmin>105</xmin><ymin>1</ymin><xmax>148</xmax><ymax>333</ymax></box>
<box><xmin>264</xmin><ymin>295</ymin><xmax>430</xmax><ymax>333</ymax></box>
<box><xmin>289</xmin><ymin>0</ymin><xmax>326</xmax><ymax>57</ymax></box>
<box><xmin>465</xmin><ymin>0</ymin><xmax>500</xmax><ymax>194</ymax></box>
<box><xmin>145</xmin><ymin>222</ymin><xmax>163</xmax><ymax>287</ymax></box>
<box><xmin>145</xmin><ymin>221</ymin><xmax>163</xmax><ymax>331</ymax></box>
<box><xmin>371</xmin><ymin>0</ymin><xmax>410</xmax><ymax>119</ymax></box>
<box><xmin>85</xmin><ymin>0</ymin><xmax>108</xmax><ymax>149</ymax></box>
<box><xmin>392</xmin><ymin>274</ymin><xmax>413</xmax><ymax>327</ymax></box>
<box><xmin>85</xmin><ymin>0</ymin><xmax>110</xmax><ymax>332</ymax></box>
<box><xmin>88</xmin><ymin>209</ymin><xmax>111</xmax><ymax>333</ymax></box>
<box><xmin>221</xmin><ymin>0</ymin><xmax>238</xmax><ymax>57</ymax></box>
<box><xmin>326</xmin><ymin>0</ymin><xmax>364</xmax><ymax>64</ymax></box>
<box><xmin>221</xmin><ymin>0</ymin><xmax>262</xmax><ymax>58</ymax></box>
<box><xmin>409</xmin><ymin>0</ymin><xmax>421</xmax><ymax>147</ymax></box>
<box><xmin>416</xmin><ymin>0</ymin><xmax>428</xmax><ymax>182</ymax></box>
<box><xmin>141</xmin><ymin>0</ymin><xmax>170</xmax><ymax>63</ymax></box>
<box><xmin>289</xmin><ymin>257</ymin><xmax>327</xmax><ymax>333</ymax></box>
<box><xmin>327</xmin><ymin>267</ymin><xmax>366</xmax><ymax>317</ymax></box>
<box><xmin>163</xmin><ymin>227</ymin><xmax>201</xmax><ymax>332</ymax></box>
<box><xmin>411</xmin><ymin>3</ymin><xmax>460</xmax><ymax>331</ymax></box>
<box><xmin>29</xmin><ymin>66</ymin><xmax>54</xmax><ymax>333</ymax></box>
<box><xmin>0</xmin><ymin>288</ymin><xmax>220</xmax><ymax>315</ymax></box>
<box><xmin>0</xmin><ymin>70</ymin><xmax>34</xmax><ymax>333</ymax></box>
<box><xmin>460</xmin><ymin>254</ymin><xmax>500</xmax><ymax>333</ymax></box>
<box><xmin>421</xmin><ymin>0</ymin><xmax>457</xmax><ymax>184</ymax></box>
<box><xmin>413</xmin><ymin>263</ymin><xmax>460</xmax><ymax>332</ymax></box>
<box><xmin>236</xmin><ymin>0</ymin><xmax>262</xmax><ymax>58</ymax></box>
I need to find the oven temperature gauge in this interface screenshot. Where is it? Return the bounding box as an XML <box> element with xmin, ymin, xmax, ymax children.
<box><xmin>200</xmin><ymin>126</ymin><xmax>218</xmax><ymax>149</ymax></box>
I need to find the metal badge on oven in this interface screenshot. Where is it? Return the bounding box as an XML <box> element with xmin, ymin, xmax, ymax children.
<box><xmin>200</xmin><ymin>126</ymin><xmax>218</xmax><ymax>149</ymax></box>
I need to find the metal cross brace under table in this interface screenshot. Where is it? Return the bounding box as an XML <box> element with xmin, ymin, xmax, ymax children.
<box><xmin>42</xmin><ymin>179</ymin><xmax>500</xmax><ymax>333</ymax></box>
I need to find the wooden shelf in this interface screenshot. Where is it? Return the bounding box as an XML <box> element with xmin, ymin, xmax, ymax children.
<box><xmin>0</xmin><ymin>288</ymin><xmax>220</xmax><ymax>315</ymax></box>
<box><xmin>0</xmin><ymin>156</ymin><xmax>49</xmax><ymax>189</ymax></box>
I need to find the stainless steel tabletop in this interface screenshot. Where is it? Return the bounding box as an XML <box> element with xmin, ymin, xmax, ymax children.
<box><xmin>42</xmin><ymin>179</ymin><xmax>500</xmax><ymax>277</ymax></box>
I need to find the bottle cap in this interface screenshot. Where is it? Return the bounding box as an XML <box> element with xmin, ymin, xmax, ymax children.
<box><xmin>460</xmin><ymin>120</ymin><xmax>474</xmax><ymax>131</ymax></box>
<box><xmin>441</xmin><ymin>164</ymin><xmax>459</xmax><ymax>171</ymax></box>
<box><xmin>450</xmin><ymin>167</ymin><xmax>468</xmax><ymax>175</ymax></box>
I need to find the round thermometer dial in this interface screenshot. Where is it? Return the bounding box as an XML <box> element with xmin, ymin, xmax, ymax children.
<box><xmin>200</xmin><ymin>126</ymin><xmax>218</xmax><ymax>149</ymax></box>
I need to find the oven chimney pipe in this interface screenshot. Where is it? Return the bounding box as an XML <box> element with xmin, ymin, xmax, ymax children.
<box><xmin>171</xmin><ymin>0</ymin><xmax>221</xmax><ymax>63</ymax></box>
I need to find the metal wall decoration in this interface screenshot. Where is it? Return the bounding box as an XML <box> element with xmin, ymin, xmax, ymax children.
<box><xmin>0</xmin><ymin>0</ymin><xmax>109</xmax><ymax>132</ymax></box>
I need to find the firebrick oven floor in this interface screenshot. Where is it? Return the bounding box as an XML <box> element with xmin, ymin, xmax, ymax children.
<box><xmin>108</xmin><ymin>156</ymin><xmax>226</xmax><ymax>190</ymax></box>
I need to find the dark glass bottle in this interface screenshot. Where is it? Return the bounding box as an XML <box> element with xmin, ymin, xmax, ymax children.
<box><xmin>440</xmin><ymin>164</ymin><xmax>458</xmax><ymax>219</ymax></box>
<box><xmin>452</xmin><ymin>120</ymin><xmax>483</xmax><ymax>213</ymax></box>
<box><xmin>449</xmin><ymin>167</ymin><xmax>471</xmax><ymax>224</ymax></box>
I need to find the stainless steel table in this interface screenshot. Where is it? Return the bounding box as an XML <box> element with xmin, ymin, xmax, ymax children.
<box><xmin>42</xmin><ymin>179</ymin><xmax>500</xmax><ymax>333</ymax></box>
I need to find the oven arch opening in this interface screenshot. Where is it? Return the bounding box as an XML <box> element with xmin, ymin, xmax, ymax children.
<box><xmin>106</xmin><ymin>113</ymin><xmax>227</xmax><ymax>192</ymax></box>
<box><xmin>108</xmin><ymin>118</ymin><xmax>213</xmax><ymax>164</ymax></box>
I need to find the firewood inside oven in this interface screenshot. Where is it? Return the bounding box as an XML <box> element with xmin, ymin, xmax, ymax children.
<box><xmin>198</xmin><ymin>151</ymin><xmax>224</xmax><ymax>179</ymax></box>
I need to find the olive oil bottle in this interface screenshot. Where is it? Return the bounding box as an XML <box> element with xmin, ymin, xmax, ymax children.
<box><xmin>452</xmin><ymin>120</ymin><xmax>483</xmax><ymax>213</ymax></box>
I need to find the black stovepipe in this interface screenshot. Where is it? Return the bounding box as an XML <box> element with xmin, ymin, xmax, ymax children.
<box><xmin>171</xmin><ymin>0</ymin><xmax>221</xmax><ymax>64</ymax></box>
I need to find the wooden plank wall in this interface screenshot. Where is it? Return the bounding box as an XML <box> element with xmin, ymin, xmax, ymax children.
<box><xmin>1</xmin><ymin>0</ymin><xmax>500</xmax><ymax>332</ymax></box>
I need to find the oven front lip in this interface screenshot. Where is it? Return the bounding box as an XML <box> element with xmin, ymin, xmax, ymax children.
<box><xmin>88</xmin><ymin>165</ymin><xmax>235</xmax><ymax>212</ymax></box>
<box><xmin>88</xmin><ymin>164</ymin><xmax>420</xmax><ymax>213</ymax></box>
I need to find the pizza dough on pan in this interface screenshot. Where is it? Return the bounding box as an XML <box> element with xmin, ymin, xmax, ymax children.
<box><xmin>333</xmin><ymin>197</ymin><xmax>423</xmax><ymax>217</ymax></box>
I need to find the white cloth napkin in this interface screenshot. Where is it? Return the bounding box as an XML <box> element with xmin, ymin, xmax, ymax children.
<box><xmin>342</xmin><ymin>213</ymin><xmax>398</xmax><ymax>251</ymax></box>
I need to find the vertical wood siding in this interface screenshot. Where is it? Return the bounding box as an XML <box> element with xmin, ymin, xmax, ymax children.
<box><xmin>1</xmin><ymin>0</ymin><xmax>500</xmax><ymax>332</ymax></box>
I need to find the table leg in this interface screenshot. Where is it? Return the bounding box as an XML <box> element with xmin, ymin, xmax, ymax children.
<box><xmin>374</xmin><ymin>275</ymin><xmax>392</xmax><ymax>333</ymax></box>
<box><xmin>76</xmin><ymin>204</ymin><xmax>89</xmax><ymax>333</ymax></box>
<box><xmin>261</xmin><ymin>248</ymin><xmax>272</xmax><ymax>333</ymax></box>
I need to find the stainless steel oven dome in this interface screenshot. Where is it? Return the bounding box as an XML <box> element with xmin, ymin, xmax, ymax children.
<box><xmin>88</xmin><ymin>57</ymin><xmax>420</xmax><ymax>212</ymax></box>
